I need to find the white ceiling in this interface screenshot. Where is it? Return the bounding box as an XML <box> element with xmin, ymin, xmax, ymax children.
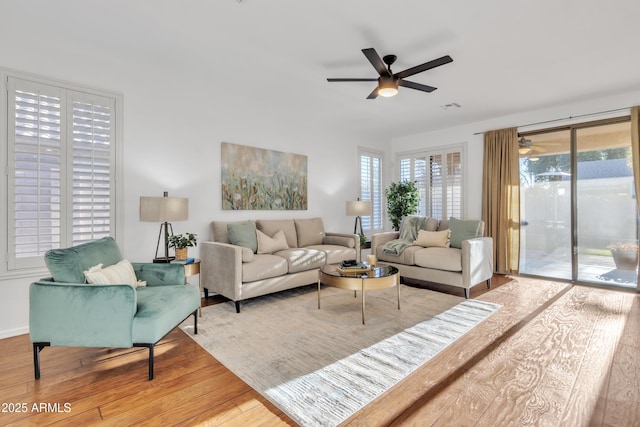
<box><xmin>8</xmin><ymin>0</ymin><xmax>640</xmax><ymax>140</ymax></box>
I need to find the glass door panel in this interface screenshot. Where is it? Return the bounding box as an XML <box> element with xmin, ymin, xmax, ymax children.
<box><xmin>575</xmin><ymin>121</ymin><xmax>638</xmax><ymax>287</ymax></box>
<box><xmin>519</xmin><ymin>130</ymin><xmax>572</xmax><ymax>280</ymax></box>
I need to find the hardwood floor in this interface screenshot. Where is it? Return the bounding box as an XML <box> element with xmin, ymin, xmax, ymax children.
<box><xmin>1</xmin><ymin>275</ymin><xmax>638</xmax><ymax>426</ymax></box>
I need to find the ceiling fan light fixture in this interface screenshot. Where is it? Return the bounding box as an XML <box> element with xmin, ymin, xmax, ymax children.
<box><xmin>519</xmin><ymin>147</ymin><xmax>531</xmax><ymax>155</ymax></box>
<box><xmin>377</xmin><ymin>76</ymin><xmax>399</xmax><ymax>97</ymax></box>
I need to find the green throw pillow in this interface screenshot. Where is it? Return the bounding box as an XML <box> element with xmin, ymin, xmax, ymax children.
<box><xmin>448</xmin><ymin>218</ymin><xmax>480</xmax><ymax>249</ymax></box>
<box><xmin>227</xmin><ymin>221</ymin><xmax>258</xmax><ymax>253</ymax></box>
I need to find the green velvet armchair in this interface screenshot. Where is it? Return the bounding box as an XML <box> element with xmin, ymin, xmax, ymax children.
<box><xmin>30</xmin><ymin>237</ymin><xmax>200</xmax><ymax>380</ymax></box>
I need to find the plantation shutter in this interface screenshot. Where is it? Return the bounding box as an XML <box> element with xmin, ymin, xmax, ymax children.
<box><xmin>7</xmin><ymin>76</ymin><xmax>116</xmax><ymax>270</ymax></box>
<box><xmin>398</xmin><ymin>146</ymin><xmax>464</xmax><ymax>221</ymax></box>
<box><xmin>359</xmin><ymin>150</ymin><xmax>384</xmax><ymax>233</ymax></box>
<box><xmin>70</xmin><ymin>94</ymin><xmax>114</xmax><ymax>245</ymax></box>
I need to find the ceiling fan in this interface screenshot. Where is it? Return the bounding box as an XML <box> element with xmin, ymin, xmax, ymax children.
<box><xmin>327</xmin><ymin>48</ymin><xmax>453</xmax><ymax>99</ymax></box>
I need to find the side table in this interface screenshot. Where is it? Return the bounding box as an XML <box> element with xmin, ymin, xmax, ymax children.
<box><xmin>181</xmin><ymin>259</ymin><xmax>202</xmax><ymax>316</ymax></box>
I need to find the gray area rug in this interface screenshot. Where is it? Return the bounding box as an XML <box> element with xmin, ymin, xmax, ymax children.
<box><xmin>180</xmin><ymin>284</ymin><xmax>500</xmax><ymax>426</ymax></box>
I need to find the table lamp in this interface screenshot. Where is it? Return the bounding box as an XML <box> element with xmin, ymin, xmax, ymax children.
<box><xmin>346</xmin><ymin>198</ymin><xmax>373</xmax><ymax>235</ymax></box>
<box><xmin>140</xmin><ymin>191</ymin><xmax>189</xmax><ymax>263</ymax></box>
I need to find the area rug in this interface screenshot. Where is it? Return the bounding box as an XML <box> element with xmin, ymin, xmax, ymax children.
<box><xmin>180</xmin><ymin>284</ymin><xmax>500</xmax><ymax>426</ymax></box>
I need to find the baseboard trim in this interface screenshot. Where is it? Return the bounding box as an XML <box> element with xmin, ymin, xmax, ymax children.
<box><xmin>0</xmin><ymin>326</ymin><xmax>28</xmax><ymax>340</ymax></box>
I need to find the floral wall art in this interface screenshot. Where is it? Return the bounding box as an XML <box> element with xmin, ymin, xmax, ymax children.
<box><xmin>221</xmin><ymin>142</ymin><xmax>308</xmax><ymax>210</ymax></box>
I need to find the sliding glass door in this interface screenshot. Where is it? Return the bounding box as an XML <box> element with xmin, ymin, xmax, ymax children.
<box><xmin>519</xmin><ymin>118</ymin><xmax>638</xmax><ymax>288</ymax></box>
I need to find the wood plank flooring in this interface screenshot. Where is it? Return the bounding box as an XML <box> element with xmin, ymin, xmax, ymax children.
<box><xmin>0</xmin><ymin>275</ymin><xmax>638</xmax><ymax>426</ymax></box>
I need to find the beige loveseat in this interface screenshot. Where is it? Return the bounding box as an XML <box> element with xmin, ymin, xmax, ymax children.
<box><xmin>201</xmin><ymin>218</ymin><xmax>358</xmax><ymax>312</ymax></box>
<box><xmin>371</xmin><ymin>217</ymin><xmax>493</xmax><ymax>299</ymax></box>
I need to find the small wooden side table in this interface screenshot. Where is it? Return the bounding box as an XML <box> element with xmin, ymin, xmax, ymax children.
<box><xmin>182</xmin><ymin>259</ymin><xmax>202</xmax><ymax>316</ymax></box>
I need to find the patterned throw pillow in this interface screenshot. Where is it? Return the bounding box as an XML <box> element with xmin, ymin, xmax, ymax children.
<box><xmin>84</xmin><ymin>259</ymin><xmax>145</xmax><ymax>287</ymax></box>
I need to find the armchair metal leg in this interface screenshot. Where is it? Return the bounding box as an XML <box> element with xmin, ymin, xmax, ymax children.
<box><xmin>193</xmin><ymin>310</ymin><xmax>198</xmax><ymax>334</ymax></box>
<box><xmin>148</xmin><ymin>345</ymin><xmax>154</xmax><ymax>380</ymax></box>
<box><xmin>33</xmin><ymin>343</ymin><xmax>49</xmax><ymax>379</ymax></box>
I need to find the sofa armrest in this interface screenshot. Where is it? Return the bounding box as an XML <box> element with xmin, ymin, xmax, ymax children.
<box><xmin>371</xmin><ymin>232</ymin><xmax>400</xmax><ymax>254</ymax></box>
<box><xmin>201</xmin><ymin>241</ymin><xmax>243</xmax><ymax>301</ymax></box>
<box><xmin>461</xmin><ymin>237</ymin><xmax>494</xmax><ymax>287</ymax></box>
<box><xmin>324</xmin><ymin>232</ymin><xmax>359</xmax><ymax>251</ymax></box>
<box><xmin>29</xmin><ymin>280</ymin><xmax>136</xmax><ymax>347</ymax></box>
<box><xmin>132</xmin><ymin>262</ymin><xmax>185</xmax><ymax>286</ymax></box>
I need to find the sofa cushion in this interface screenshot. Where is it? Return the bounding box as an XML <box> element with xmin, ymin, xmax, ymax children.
<box><xmin>306</xmin><ymin>244</ymin><xmax>355</xmax><ymax>265</ymax></box>
<box><xmin>295</xmin><ymin>218</ymin><xmax>326</xmax><ymax>247</ymax></box>
<box><xmin>241</xmin><ymin>247</ymin><xmax>255</xmax><ymax>263</ymax></box>
<box><xmin>414</xmin><ymin>247</ymin><xmax>462</xmax><ymax>272</ymax></box>
<box><xmin>257</xmin><ymin>229</ymin><xmax>289</xmax><ymax>254</ymax></box>
<box><xmin>228</xmin><ymin>221</ymin><xmax>258</xmax><ymax>253</ymax></box>
<box><xmin>242</xmin><ymin>254</ymin><xmax>289</xmax><ymax>282</ymax></box>
<box><xmin>44</xmin><ymin>236</ymin><xmax>123</xmax><ymax>283</ymax></box>
<box><xmin>414</xmin><ymin>229</ymin><xmax>451</xmax><ymax>248</ymax></box>
<box><xmin>257</xmin><ymin>219</ymin><xmax>298</xmax><ymax>248</ymax></box>
<box><xmin>274</xmin><ymin>248</ymin><xmax>326</xmax><ymax>273</ymax></box>
<box><xmin>132</xmin><ymin>285</ymin><xmax>200</xmax><ymax>344</ymax></box>
<box><xmin>376</xmin><ymin>245</ymin><xmax>422</xmax><ymax>265</ymax></box>
<box><xmin>448</xmin><ymin>218</ymin><xmax>481</xmax><ymax>249</ymax></box>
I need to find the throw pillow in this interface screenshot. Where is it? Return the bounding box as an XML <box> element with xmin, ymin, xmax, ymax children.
<box><xmin>84</xmin><ymin>259</ymin><xmax>140</xmax><ymax>287</ymax></box>
<box><xmin>448</xmin><ymin>218</ymin><xmax>481</xmax><ymax>249</ymax></box>
<box><xmin>228</xmin><ymin>221</ymin><xmax>258</xmax><ymax>253</ymax></box>
<box><xmin>294</xmin><ymin>218</ymin><xmax>326</xmax><ymax>247</ymax></box>
<box><xmin>414</xmin><ymin>229</ymin><xmax>451</xmax><ymax>248</ymax></box>
<box><xmin>256</xmin><ymin>229</ymin><xmax>289</xmax><ymax>254</ymax></box>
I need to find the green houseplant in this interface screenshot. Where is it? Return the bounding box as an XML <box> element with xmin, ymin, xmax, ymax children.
<box><xmin>385</xmin><ymin>180</ymin><xmax>420</xmax><ymax>231</ymax></box>
<box><xmin>168</xmin><ymin>233</ymin><xmax>197</xmax><ymax>260</ymax></box>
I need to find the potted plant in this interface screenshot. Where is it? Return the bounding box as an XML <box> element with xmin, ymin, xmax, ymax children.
<box><xmin>607</xmin><ymin>242</ymin><xmax>639</xmax><ymax>270</ymax></box>
<box><xmin>168</xmin><ymin>233</ymin><xmax>198</xmax><ymax>260</ymax></box>
<box><xmin>385</xmin><ymin>180</ymin><xmax>420</xmax><ymax>231</ymax></box>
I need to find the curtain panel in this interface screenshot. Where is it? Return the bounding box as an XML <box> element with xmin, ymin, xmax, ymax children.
<box><xmin>482</xmin><ymin>128</ymin><xmax>520</xmax><ymax>274</ymax></box>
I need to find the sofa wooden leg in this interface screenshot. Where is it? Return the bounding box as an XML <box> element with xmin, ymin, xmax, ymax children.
<box><xmin>235</xmin><ymin>301</ymin><xmax>241</xmax><ymax>313</ymax></box>
<box><xmin>464</xmin><ymin>288</ymin><xmax>470</xmax><ymax>299</ymax></box>
<box><xmin>486</xmin><ymin>278</ymin><xmax>491</xmax><ymax>289</ymax></box>
<box><xmin>33</xmin><ymin>342</ymin><xmax>49</xmax><ymax>379</ymax></box>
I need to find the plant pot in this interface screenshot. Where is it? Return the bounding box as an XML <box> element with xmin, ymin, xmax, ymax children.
<box><xmin>175</xmin><ymin>248</ymin><xmax>188</xmax><ymax>261</ymax></box>
<box><xmin>612</xmin><ymin>250</ymin><xmax>638</xmax><ymax>270</ymax></box>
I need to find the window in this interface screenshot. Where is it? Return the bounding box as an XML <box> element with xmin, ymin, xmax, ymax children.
<box><xmin>359</xmin><ymin>149</ymin><xmax>384</xmax><ymax>234</ymax></box>
<box><xmin>398</xmin><ymin>145</ymin><xmax>464</xmax><ymax>219</ymax></box>
<box><xmin>2</xmin><ymin>72</ymin><xmax>121</xmax><ymax>275</ymax></box>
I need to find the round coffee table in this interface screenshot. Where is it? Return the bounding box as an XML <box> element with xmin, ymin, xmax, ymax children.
<box><xmin>317</xmin><ymin>264</ymin><xmax>400</xmax><ymax>324</ymax></box>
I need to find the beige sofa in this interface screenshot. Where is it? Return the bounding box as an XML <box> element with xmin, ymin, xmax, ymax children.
<box><xmin>201</xmin><ymin>218</ymin><xmax>358</xmax><ymax>312</ymax></box>
<box><xmin>371</xmin><ymin>217</ymin><xmax>493</xmax><ymax>298</ymax></box>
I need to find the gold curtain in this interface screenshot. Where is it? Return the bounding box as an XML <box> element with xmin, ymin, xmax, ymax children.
<box><xmin>482</xmin><ymin>127</ymin><xmax>520</xmax><ymax>274</ymax></box>
<box><xmin>631</xmin><ymin>106</ymin><xmax>640</xmax><ymax>211</ymax></box>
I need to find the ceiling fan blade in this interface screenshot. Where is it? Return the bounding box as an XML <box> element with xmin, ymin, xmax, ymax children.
<box><xmin>395</xmin><ymin>55</ymin><xmax>453</xmax><ymax>79</ymax></box>
<box><xmin>366</xmin><ymin>87</ymin><xmax>378</xmax><ymax>99</ymax></box>
<box><xmin>327</xmin><ymin>78</ymin><xmax>378</xmax><ymax>82</ymax></box>
<box><xmin>362</xmin><ymin>48</ymin><xmax>390</xmax><ymax>77</ymax></box>
<box><xmin>399</xmin><ymin>80</ymin><xmax>437</xmax><ymax>93</ymax></box>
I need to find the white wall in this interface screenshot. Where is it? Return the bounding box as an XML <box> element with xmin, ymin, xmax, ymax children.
<box><xmin>0</xmin><ymin>47</ymin><xmax>389</xmax><ymax>339</ymax></box>
<box><xmin>391</xmin><ymin>89</ymin><xmax>640</xmax><ymax>220</ymax></box>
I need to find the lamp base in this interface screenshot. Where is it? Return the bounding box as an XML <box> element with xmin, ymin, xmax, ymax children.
<box><xmin>153</xmin><ymin>256</ymin><xmax>175</xmax><ymax>264</ymax></box>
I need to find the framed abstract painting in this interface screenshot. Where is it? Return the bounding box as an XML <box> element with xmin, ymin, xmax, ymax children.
<box><xmin>221</xmin><ymin>142</ymin><xmax>308</xmax><ymax>210</ymax></box>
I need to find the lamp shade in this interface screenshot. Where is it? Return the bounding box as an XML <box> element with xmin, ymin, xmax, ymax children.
<box><xmin>346</xmin><ymin>200</ymin><xmax>373</xmax><ymax>216</ymax></box>
<box><xmin>140</xmin><ymin>196</ymin><xmax>188</xmax><ymax>222</ymax></box>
